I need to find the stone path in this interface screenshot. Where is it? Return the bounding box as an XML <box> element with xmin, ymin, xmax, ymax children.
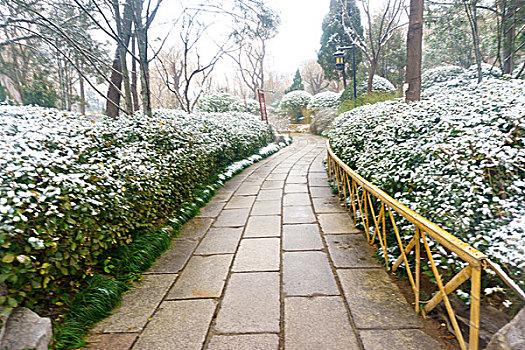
<box><xmin>87</xmin><ymin>134</ymin><xmax>441</xmax><ymax>350</ymax></box>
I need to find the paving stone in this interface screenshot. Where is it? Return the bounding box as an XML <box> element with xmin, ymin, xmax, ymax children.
<box><xmin>214</xmin><ymin>189</ymin><xmax>235</xmax><ymax>201</ymax></box>
<box><xmin>213</xmin><ymin>209</ymin><xmax>250</xmax><ymax>227</ymax></box>
<box><xmin>194</xmin><ymin>227</ymin><xmax>243</xmax><ymax>255</ymax></box>
<box><xmin>167</xmin><ymin>255</ymin><xmax>233</xmax><ymax>299</ymax></box>
<box><xmin>318</xmin><ymin>213</ymin><xmax>355</xmax><ymax>234</ymax></box>
<box><xmin>284</xmin><ymin>297</ymin><xmax>360</xmax><ymax>350</ymax></box>
<box><xmin>288</xmin><ymin>170</ymin><xmax>308</xmax><ymax>176</ymax></box>
<box><xmin>86</xmin><ymin>333</ymin><xmax>138</xmax><ymax>350</ymax></box>
<box><xmin>235</xmin><ymin>184</ymin><xmax>260</xmax><ymax>196</ymax></box>
<box><xmin>224</xmin><ymin>196</ymin><xmax>256</xmax><ymax>209</ymax></box>
<box><xmin>243</xmin><ymin>177</ymin><xmax>265</xmax><ymax>185</ymax></box>
<box><xmin>214</xmin><ymin>272</ymin><xmax>280</xmax><ymax>333</ymax></box>
<box><xmin>257</xmin><ymin>189</ymin><xmax>282</xmax><ymax>201</ymax></box>
<box><xmin>308</xmin><ymin>172</ymin><xmax>328</xmax><ymax>179</ymax></box>
<box><xmin>310</xmin><ymin>186</ymin><xmax>334</xmax><ymax>198</ymax></box>
<box><xmin>284</xmin><ymin>183</ymin><xmax>309</xmax><ymax>193</ymax></box>
<box><xmin>178</xmin><ymin>217</ymin><xmax>213</xmax><ymax>238</ymax></box>
<box><xmin>309</xmin><ymin>177</ymin><xmax>330</xmax><ymax>187</ymax></box>
<box><xmin>251</xmin><ymin>200</ymin><xmax>281</xmax><ymax>215</ymax></box>
<box><xmin>283</xmin><ymin>205</ymin><xmax>316</xmax><ymax>224</ymax></box>
<box><xmin>325</xmin><ymin>234</ymin><xmax>380</xmax><ymax>268</ymax></box>
<box><xmin>283</xmin><ymin>251</ymin><xmax>339</xmax><ymax>296</ymax></box>
<box><xmin>207</xmin><ymin>334</ymin><xmax>279</xmax><ymax>350</ymax></box>
<box><xmin>359</xmin><ymin>330</ymin><xmax>441</xmax><ymax>350</ymax></box>
<box><xmin>232</xmin><ymin>238</ymin><xmax>280</xmax><ymax>272</ymax></box>
<box><xmin>337</xmin><ymin>269</ymin><xmax>422</xmax><ymax>329</ymax></box>
<box><xmin>94</xmin><ymin>274</ymin><xmax>175</xmax><ymax>333</ymax></box>
<box><xmin>197</xmin><ymin>201</ymin><xmax>226</xmax><ymax>218</ymax></box>
<box><xmin>266</xmin><ymin>173</ymin><xmax>287</xmax><ymax>181</ymax></box>
<box><xmin>312</xmin><ymin>197</ymin><xmax>346</xmax><ymax>213</ymax></box>
<box><xmin>286</xmin><ymin>175</ymin><xmax>307</xmax><ymax>184</ymax></box>
<box><xmin>132</xmin><ymin>300</ymin><xmax>216</xmax><ymax>350</ymax></box>
<box><xmin>244</xmin><ymin>215</ymin><xmax>281</xmax><ymax>237</ymax></box>
<box><xmin>261</xmin><ymin>180</ymin><xmax>284</xmax><ymax>189</ymax></box>
<box><xmin>283</xmin><ymin>193</ymin><xmax>311</xmax><ymax>206</ymax></box>
<box><xmin>146</xmin><ymin>239</ymin><xmax>198</xmax><ymax>274</ymax></box>
<box><xmin>282</xmin><ymin>224</ymin><xmax>323</xmax><ymax>251</ymax></box>
<box><xmin>272</xmin><ymin>166</ymin><xmax>291</xmax><ymax>174</ymax></box>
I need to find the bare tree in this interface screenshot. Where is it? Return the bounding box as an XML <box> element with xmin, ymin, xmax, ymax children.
<box><xmin>339</xmin><ymin>0</ymin><xmax>406</xmax><ymax>92</ymax></box>
<box><xmin>405</xmin><ymin>0</ymin><xmax>424</xmax><ymax>102</ymax></box>
<box><xmin>301</xmin><ymin>60</ymin><xmax>330</xmax><ymax>95</ymax></box>
<box><xmin>156</xmin><ymin>11</ymin><xmax>231</xmax><ymax>113</ymax></box>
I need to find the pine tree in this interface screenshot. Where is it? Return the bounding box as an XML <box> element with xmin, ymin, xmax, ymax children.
<box><xmin>285</xmin><ymin>69</ymin><xmax>305</xmax><ymax>93</ymax></box>
<box><xmin>317</xmin><ymin>0</ymin><xmax>363</xmax><ymax>81</ymax></box>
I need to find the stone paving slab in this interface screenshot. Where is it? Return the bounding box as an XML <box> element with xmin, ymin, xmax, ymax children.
<box><xmin>206</xmin><ymin>334</ymin><xmax>279</xmax><ymax>350</ymax></box>
<box><xmin>283</xmin><ymin>205</ymin><xmax>316</xmax><ymax>224</ymax></box>
<box><xmin>214</xmin><ymin>272</ymin><xmax>280</xmax><ymax>333</ymax></box>
<box><xmin>224</xmin><ymin>196</ymin><xmax>256</xmax><ymax>209</ymax></box>
<box><xmin>197</xmin><ymin>201</ymin><xmax>226</xmax><ymax>218</ymax></box>
<box><xmin>261</xmin><ymin>180</ymin><xmax>284</xmax><ymax>189</ymax></box>
<box><xmin>132</xmin><ymin>299</ymin><xmax>217</xmax><ymax>350</ymax></box>
<box><xmin>312</xmin><ymin>197</ymin><xmax>346</xmax><ymax>213</ymax></box>
<box><xmin>283</xmin><ymin>193</ymin><xmax>311</xmax><ymax>206</ymax></box>
<box><xmin>284</xmin><ymin>297</ymin><xmax>360</xmax><ymax>350</ymax></box>
<box><xmin>266</xmin><ymin>173</ymin><xmax>287</xmax><ymax>181</ymax></box>
<box><xmin>309</xmin><ymin>186</ymin><xmax>334</xmax><ymax>198</ymax></box>
<box><xmin>318</xmin><ymin>213</ymin><xmax>356</xmax><ymax>234</ymax></box>
<box><xmin>359</xmin><ymin>329</ymin><xmax>441</xmax><ymax>350</ymax></box>
<box><xmin>167</xmin><ymin>254</ymin><xmax>233</xmax><ymax>299</ymax></box>
<box><xmin>145</xmin><ymin>239</ymin><xmax>198</xmax><ymax>274</ymax></box>
<box><xmin>86</xmin><ymin>333</ymin><xmax>138</xmax><ymax>350</ymax></box>
<box><xmin>179</xmin><ymin>217</ymin><xmax>214</xmax><ymax>238</ymax></box>
<box><xmin>194</xmin><ymin>227</ymin><xmax>243</xmax><ymax>255</ymax></box>
<box><xmin>244</xmin><ymin>216</ymin><xmax>281</xmax><ymax>237</ymax></box>
<box><xmin>282</xmin><ymin>224</ymin><xmax>323</xmax><ymax>251</ymax></box>
<box><xmin>325</xmin><ymin>234</ymin><xmax>380</xmax><ymax>268</ymax></box>
<box><xmin>232</xmin><ymin>238</ymin><xmax>280</xmax><ymax>272</ymax></box>
<box><xmin>338</xmin><ymin>269</ymin><xmax>422</xmax><ymax>329</ymax></box>
<box><xmin>284</xmin><ymin>183</ymin><xmax>309</xmax><ymax>193</ymax></box>
<box><xmin>283</xmin><ymin>251</ymin><xmax>339</xmax><ymax>296</ymax></box>
<box><xmin>286</xmin><ymin>175</ymin><xmax>307</xmax><ymax>184</ymax></box>
<box><xmin>213</xmin><ymin>189</ymin><xmax>235</xmax><ymax>202</ymax></box>
<box><xmin>213</xmin><ymin>209</ymin><xmax>250</xmax><ymax>227</ymax></box>
<box><xmin>94</xmin><ymin>274</ymin><xmax>175</xmax><ymax>333</ymax></box>
<box><xmin>257</xmin><ymin>189</ymin><xmax>282</xmax><ymax>201</ymax></box>
<box><xmin>251</xmin><ymin>200</ymin><xmax>281</xmax><ymax>216</ymax></box>
<box><xmin>235</xmin><ymin>184</ymin><xmax>260</xmax><ymax>196</ymax></box>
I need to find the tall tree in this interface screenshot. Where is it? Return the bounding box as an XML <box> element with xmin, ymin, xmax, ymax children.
<box><xmin>318</xmin><ymin>0</ymin><xmax>362</xmax><ymax>84</ymax></box>
<box><xmin>406</xmin><ymin>0</ymin><xmax>424</xmax><ymax>102</ymax></box>
<box><xmin>301</xmin><ymin>60</ymin><xmax>330</xmax><ymax>95</ymax></box>
<box><xmin>285</xmin><ymin>69</ymin><xmax>305</xmax><ymax>93</ymax></box>
<box><xmin>339</xmin><ymin>0</ymin><xmax>406</xmax><ymax>92</ymax></box>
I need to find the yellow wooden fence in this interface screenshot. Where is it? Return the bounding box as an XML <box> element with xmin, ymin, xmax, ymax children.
<box><xmin>326</xmin><ymin>140</ymin><xmax>524</xmax><ymax>350</ymax></box>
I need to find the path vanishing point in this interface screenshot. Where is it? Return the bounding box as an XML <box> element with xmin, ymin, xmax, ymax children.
<box><xmin>86</xmin><ymin>134</ymin><xmax>442</xmax><ymax>350</ymax></box>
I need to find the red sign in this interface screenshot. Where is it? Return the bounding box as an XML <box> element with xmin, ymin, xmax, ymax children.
<box><xmin>257</xmin><ymin>89</ymin><xmax>268</xmax><ymax>124</ymax></box>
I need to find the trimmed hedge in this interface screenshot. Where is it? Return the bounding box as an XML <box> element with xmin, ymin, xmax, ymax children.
<box><xmin>0</xmin><ymin>106</ymin><xmax>272</xmax><ymax>314</ymax></box>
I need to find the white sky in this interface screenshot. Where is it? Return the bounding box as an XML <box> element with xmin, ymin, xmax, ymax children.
<box><xmin>265</xmin><ymin>0</ymin><xmax>328</xmax><ymax>75</ymax></box>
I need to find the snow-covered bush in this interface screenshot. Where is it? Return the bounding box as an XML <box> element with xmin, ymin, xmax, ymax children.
<box><xmin>464</xmin><ymin>63</ymin><xmax>502</xmax><ymax>79</ymax></box>
<box><xmin>358</xmin><ymin>75</ymin><xmax>396</xmax><ymax>94</ymax></box>
<box><xmin>195</xmin><ymin>93</ymin><xmax>259</xmax><ymax>115</ymax></box>
<box><xmin>279</xmin><ymin>90</ymin><xmax>312</xmax><ymax>123</ymax></box>
<box><xmin>307</xmin><ymin>91</ymin><xmax>340</xmax><ymax>114</ymax></box>
<box><xmin>310</xmin><ymin>108</ymin><xmax>337</xmax><ymax>135</ymax></box>
<box><xmin>421</xmin><ymin>65</ymin><xmax>465</xmax><ymax>89</ymax></box>
<box><xmin>329</xmin><ymin>78</ymin><xmax>525</xmax><ymax>291</ymax></box>
<box><xmin>0</xmin><ymin>106</ymin><xmax>272</xmax><ymax>309</ymax></box>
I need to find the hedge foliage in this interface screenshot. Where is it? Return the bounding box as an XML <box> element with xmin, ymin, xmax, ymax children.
<box><xmin>0</xmin><ymin>106</ymin><xmax>272</xmax><ymax>313</ymax></box>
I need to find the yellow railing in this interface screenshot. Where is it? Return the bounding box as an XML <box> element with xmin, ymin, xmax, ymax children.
<box><xmin>326</xmin><ymin>140</ymin><xmax>524</xmax><ymax>350</ymax></box>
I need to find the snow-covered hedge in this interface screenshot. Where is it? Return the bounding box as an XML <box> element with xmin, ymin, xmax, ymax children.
<box><xmin>421</xmin><ymin>65</ymin><xmax>465</xmax><ymax>90</ymax></box>
<box><xmin>307</xmin><ymin>91</ymin><xmax>340</xmax><ymax>113</ymax></box>
<box><xmin>329</xmin><ymin>78</ymin><xmax>525</xmax><ymax>294</ymax></box>
<box><xmin>279</xmin><ymin>90</ymin><xmax>312</xmax><ymax>123</ymax></box>
<box><xmin>0</xmin><ymin>106</ymin><xmax>272</xmax><ymax>310</ymax></box>
<box><xmin>358</xmin><ymin>75</ymin><xmax>396</xmax><ymax>94</ymax></box>
<box><xmin>423</xmin><ymin>63</ymin><xmax>504</xmax><ymax>93</ymax></box>
<box><xmin>195</xmin><ymin>93</ymin><xmax>259</xmax><ymax>115</ymax></box>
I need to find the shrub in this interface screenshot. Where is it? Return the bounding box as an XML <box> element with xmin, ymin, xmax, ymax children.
<box><xmin>357</xmin><ymin>75</ymin><xmax>396</xmax><ymax>94</ymax></box>
<box><xmin>329</xmin><ymin>78</ymin><xmax>525</xmax><ymax>296</ymax></box>
<box><xmin>421</xmin><ymin>65</ymin><xmax>465</xmax><ymax>89</ymax></box>
<box><xmin>279</xmin><ymin>90</ymin><xmax>312</xmax><ymax>124</ymax></box>
<box><xmin>307</xmin><ymin>91</ymin><xmax>340</xmax><ymax>114</ymax></box>
<box><xmin>338</xmin><ymin>91</ymin><xmax>397</xmax><ymax>114</ymax></box>
<box><xmin>0</xmin><ymin>106</ymin><xmax>272</xmax><ymax>313</ymax></box>
<box><xmin>309</xmin><ymin>108</ymin><xmax>337</xmax><ymax>135</ymax></box>
<box><xmin>195</xmin><ymin>93</ymin><xmax>259</xmax><ymax>115</ymax></box>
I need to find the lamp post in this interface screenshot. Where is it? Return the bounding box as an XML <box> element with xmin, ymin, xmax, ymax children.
<box><xmin>334</xmin><ymin>45</ymin><xmax>357</xmax><ymax>107</ymax></box>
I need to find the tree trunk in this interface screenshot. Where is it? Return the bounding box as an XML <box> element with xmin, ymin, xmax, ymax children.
<box><xmin>131</xmin><ymin>34</ymin><xmax>140</xmax><ymax>112</ymax></box>
<box><xmin>405</xmin><ymin>0</ymin><xmax>424</xmax><ymax>102</ymax></box>
<box><xmin>105</xmin><ymin>0</ymin><xmax>134</xmax><ymax>118</ymax></box>
<box><xmin>79</xmin><ymin>68</ymin><xmax>86</xmax><ymax>115</ymax></box>
<box><xmin>367</xmin><ymin>59</ymin><xmax>378</xmax><ymax>93</ymax></box>
<box><xmin>133</xmin><ymin>0</ymin><xmax>152</xmax><ymax>117</ymax></box>
<box><xmin>502</xmin><ymin>0</ymin><xmax>516</xmax><ymax>75</ymax></box>
<box><xmin>464</xmin><ymin>0</ymin><xmax>483</xmax><ymax>83</ymax></box>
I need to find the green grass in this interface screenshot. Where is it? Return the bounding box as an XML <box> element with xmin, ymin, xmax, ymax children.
<box><xmin>338</xmin><ymin>91</ymin><xmax>398</xmax><ymax>114</ymax></box>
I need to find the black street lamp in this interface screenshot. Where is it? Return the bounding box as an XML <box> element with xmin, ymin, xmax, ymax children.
<box><xmin>334</xmin><ymin>45</ymin><xmax>357</xmax><ymax>107</ymax></box>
